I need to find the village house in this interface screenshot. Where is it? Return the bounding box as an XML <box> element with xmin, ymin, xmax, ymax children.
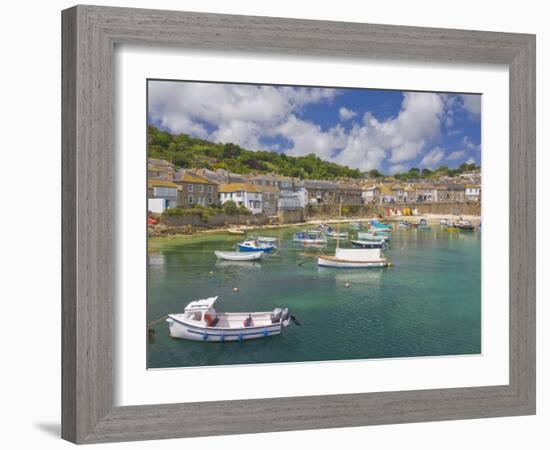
<box><xmin>391</xmin><ymin>184</ymin><xmax>405</xmax><ymax>203</ymax></box>
<box><xmin>304</xmin><ymin>180</ymin><xmax>337</xmax><ymax>205</ymax></box>
<box><xmin>403</xmin><ymin>185</ymin><xmax>416</xmax><ymax>203</ymax></box>
<box><xmin>414</xmin><ymin>184</ymin><xmax>438</xmax><ymax>202</ymax></box>
<box><xmin>218</xmin><ymin>183</ymin><xmax>263</xmax><ymax>214</ymax></box>
<box><xmin>361</xmin><ymin>185</ymin><xmax>380</xmax><ymax>205</ymax></box>
<box><xmin>278</xmin><ymin>179</ymin><xmax>308</xmax><ymax>210</ymax></box>
<box><xmin>173</xmin><ymin>170</ymin><xmax>218</xmax><ymax>207</ymax></box>
<box><xmin>147</xmin><ymin>158</ymin><xmax>176</xmax><ymax>181</ymax></box>
<box><xmin>465</xmin><ymin>184</ymin><xmax>481</xmax><ymax>202</ymax></box>
<box><xmin>147</xmin><ymin>179</ymin><xmax>179</xmax><ymax>213</ymax></box>
<box><xmin>435</xmin><ymin>184</ymin><xmax>466</xmax><ymax>203</ymax></box>
<box><xmin>254</xmin><ymin>184</ymin><xmax>279</xmax><ymax>216</ymax></box>
<box><xmin>379</xmin><ymin>184</ymin><xmax>395</xmax><ymax>203</ymax></box>
<box><xmin>336</xmin><ymin>182</ymin><xmax>363</xmax><ymax>205</ymax></box>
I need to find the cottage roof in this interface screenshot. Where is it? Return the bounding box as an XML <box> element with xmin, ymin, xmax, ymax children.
<box><xmin>304</xmin><ymin>180</ymin><xmax>337</xmax><ymax>190</ymax></box>
<box><xmin>404</xmin><ymin>185</ymin><xmax>415</xmax><ymax>192</ymax></box>
<box><xmin>148</xmin><ymin>179</ymin><xmax>178</xmax><ymax>188</ymax></box>
<box><xmin>174</xmin><ymin>170</ymin><xmax>212</xmax><ymax>184</ymax></box>
<box><xmin>254</xmin><ymin>185</ymin><xmax>279</xmax><ymax>193</ymax></box>
<box><xmin>219</xmin><ymin>183</ymin><xmax>260</xmax><ymax>193</ymax></box>
<box><xmin>392</xmin><ymin>184</ymin><xmax>404</xmax><ymax>191</ymax></box>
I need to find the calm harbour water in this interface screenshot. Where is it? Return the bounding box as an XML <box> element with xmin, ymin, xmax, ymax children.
<box><xmin>147</xmin><ymin>224</ymin><xmax>481</xmax><ymax>368</ymax></box>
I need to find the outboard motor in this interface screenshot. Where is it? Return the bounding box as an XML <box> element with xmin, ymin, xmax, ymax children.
<box><xmin>271</xmin><ymin>307</ymin><xmax>283</xmax><ymax>324</ymax></box>
<box><xmin>281</xmin><ymin>308</ymin><xmax>291</xmax><ymax>326</ymax></box>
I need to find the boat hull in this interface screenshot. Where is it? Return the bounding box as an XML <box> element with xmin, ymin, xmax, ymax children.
<box><xmin>167</xmin><ymin>316</ymin><xmax>282</xmax><ymax>341</ymax></box>
<box><xmin>238</xmin><ymin>244</ymin><xmax>274</xmax><ymax>252</ymax></box>
<box><xmin>214</xmin><ymin>251</ymin><xmax>263</xmax><ymax>261</ymax></box>
<box><xmin>350</xmin><ymin>240</ymin><xmax>385</xmax><ymax>249</ymax></box>
<box><xmin>318</xmin><ymin>256</ymin><xmax>388</xmax><ymax>268</ymax></box>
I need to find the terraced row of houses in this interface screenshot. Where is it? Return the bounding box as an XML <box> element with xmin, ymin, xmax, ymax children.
<box><xmin>147</xmin><ymin>158</ymin><xmax>481</xmax><ymax>216</ymax></box>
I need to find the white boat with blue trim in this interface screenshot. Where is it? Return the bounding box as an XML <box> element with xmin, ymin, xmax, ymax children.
<box><xmin>214</xmin><ymin>250</ymin><xmax>263</xmax><ymax>261</ymax></box>
<box><xmin>166</xmin><ymin>297</ymin><xmax>298</xmax><ymax>342</ymax></box>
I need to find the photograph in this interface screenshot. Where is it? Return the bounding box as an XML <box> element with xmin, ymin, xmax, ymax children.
<box><xmin>146</xmin><ymin>79</ymin><xmax>482</xmax><ymax>369</ymax></box>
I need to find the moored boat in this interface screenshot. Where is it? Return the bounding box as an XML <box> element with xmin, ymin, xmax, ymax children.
<box><xmin>318</xmin><ymin>247</ymin><xmax>389</xmax><ymax>268</ymax></box>
<box><xmin>455</xmin><ymin>218</ymin><xmax>475</xmax><ymax>230</ymax></box>
<box><xmin>349</xmin><ymin>222</ymin><xmax>363</xmax><ymax>230</ymax></box>
<box><xmin>398</xmin><ymin>221</ymin><xmax>410</xmax><ymax>229</ymax></box>
<box><xmin>214</xmin><ymin>250</ymin><xmax>263</xmax><ymax>261</ymax></box>
<box><xmin>166</xmin><ymin>297</ymin><xmax>298</xmax><ymax>342</ymax></box>
<box><xmin>227</xmin><ymin>228</ymin><xmax>245</xmax><ymax>235</ymax></box>
<box><xmin>350</xmin><ymin>240</ymin><xmax>385</xmax><ymax>249</ymax></box>
<box><xmin>238</xmin><ymin>239</ymin><xmax>274</xmax><ymax>252</ymax></box>
<box><xmin>358</xmin><ymin>231</ymin><xmax>390</xmax><ymax>242</ymax></box>
<box><xmin>293</xmin><ymin>231</ymin><xmax>327</xmax><ymax>245</ymax></box>
<box><xmin>326</xmin><ymin>227</ymin><xmax>349</xmax><ymax>239</ymax></box>
<box><xmin>417</xmin><ymin>218</ymin><xmax>431</xmax><ymax>230</ymax></box>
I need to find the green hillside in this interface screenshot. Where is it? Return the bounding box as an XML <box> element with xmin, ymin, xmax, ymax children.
<box><xmin>147</xmin><ymin>125</ymin><xmax>363</xmax><ymax>179</ymax></box>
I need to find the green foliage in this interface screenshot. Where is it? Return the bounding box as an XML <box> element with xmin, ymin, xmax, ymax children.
<box><xmin>222</xmin><ymin>200</ymin><xmax>240</xmax><ymax>216</ymax></box>
<box><xmin>147</xmin><ymin>125</ymin><xmax>362</xmax><ymax>179</ymax></box>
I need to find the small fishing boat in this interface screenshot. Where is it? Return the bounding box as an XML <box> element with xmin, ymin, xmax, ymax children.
<box><xmin>455</xmin><ymin>218</ymin><xmax>475</xmax><ymax>230</ymax></box>
<box><xmin>350</xmin><ymin>240</ymin><xmax>385</xmax><ymax>249</ymax></box>
<box><xmin>417</xmin><ymin>218</ymin><xmax>431</xmax><ymax>230</ymax></box>
<box><xmin>293</xmin><ymin>231</ymin><xmax>327</xmax><ymax>245</ymax></box>
<box><xmin>326</xmin><ymin>227</ymin><xmax>349</xmax><ymax>239</ymax></box>
<box><xmin>166</xmin><ymin>297</ymin><xmax>299</xmax><ymax>342</ymax></box>
<box><xmin>238</xmin><ymin>240</ymin><xmax>274</xmax><ymax>252</ymax></box>
<box><xmin>227</xmin><ymin>228</ymin><xmax>245</xmax><ymax>235</ymax></box>
<box><xmin>349</xmin><ymin>222</ymin><xmax>363</xmax><ymax>230</ymax></box>
<box><xmin>318</xmin><ymin>247</ymin><xmax>389</xmax><ymax>268</ymax></box>
<box><xmin>214</xmin><ymin>251</ymin><xmax>263</xmax><ymax>261</ymax></box>
<box><xmin>358</xmin><ymin>231</ymin><xmax>390</xmax><ymax>242</ymax></box>
<box><xmin>369</xmin><ymin>220</ymin><xmax>392</xmax><ymax>231</ymax></box>
<box><xmin>256</xmin><ymin>236</ymin><xmax>278</xmax><ymax>244</ymax></box>
<box><xmin>398</xmin><ymin>221</ymin><xmax>410</xmax><ymax>229</ymax></box>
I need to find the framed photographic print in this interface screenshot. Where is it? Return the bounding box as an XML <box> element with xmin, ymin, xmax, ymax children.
<box><xmin>62</xmin><ymin>5</ymin><xmax>536</xmax><ymax>444</ymax></box>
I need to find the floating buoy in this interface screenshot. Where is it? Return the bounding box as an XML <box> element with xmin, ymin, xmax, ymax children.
<box><xmin>209</xmin><ymin>271</ymin><xmax>214</xmax><ymax>275</ymax></box>
<box><xmin>233</xmin><ymin>287</ymin><xmax>240</xmax><ymax>292</ymax></box>
<box><xmin>344</xmin><ymin>282</ymin><xmax>351</xmax><ymax>288</ymax></box>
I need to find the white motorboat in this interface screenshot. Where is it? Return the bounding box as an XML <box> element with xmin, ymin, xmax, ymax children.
<box><xmin>293</xmin><ymin>231</ymin><xmax>327</xmax><ymax>245</ymax></box>
<box><xmin>318</xmin><ymin>247</ymin><xmax>389</xmax><ymax>268</ymax></box>
<box><xmin>358</xmin><ymin>231</ymin><xmax>390</xmax><ymax>242</ymax></box>
<box><xmin>166</xmin><ymin>297</ymin><xmax>298</xmax><ymax>342</ymax></box>
<box><xmin>214</xmin><ymin>251</ymin><xmax>263</xmax><ymax>261</ymax></box>
<box><xmin>318</xmin><ymin>202</ymin><xmax>390</xmax><ymax>268</ymax></box>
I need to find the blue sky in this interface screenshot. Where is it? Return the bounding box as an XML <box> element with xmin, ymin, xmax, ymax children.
<box><xmin>148</xmin><ymin>80</ymin><xmax>481</xmax><ymax>174</ymax></box>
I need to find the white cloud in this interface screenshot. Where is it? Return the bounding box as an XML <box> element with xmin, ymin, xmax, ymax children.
<box><xmin>462</xmin><ymin>136</ymin><xmax>481</xmax><ymax>151</ymax></box>
<box><xmin>447</xmin><ymin>150</ymin><xmax>466</xmax><ymax>161</ymax></box>
<box><xmin>339</xmin><ymin>107</ymin><xmax>357</xmax><ymax>121</ymax></box>
<box><xmin>420</xmin><ymin>147</ymin><xmax>445</xmax><ymax>169</ymax></box>
<box><xmin>148</xmin><ymin>81</ymin><xmax>338</xmax><ymax>150</ymax></box>
<box><xmin>149</xmin><ymin>82</ymin><xmax>449</xmax><ymax>172</ymax></box>
<box><xmin>466</xmin><ymin>157</ymin><xmax>476</xmax><ymax>165</ymax></box>
<box><xmin>460</xmin><ymin>94</ymin><xmax>481</xmax><ymax>117</ymax></box>
<box><xmin>389</xmin><ymin>164</ymin><xmax>407</xmax><ymax>174</ymax></box>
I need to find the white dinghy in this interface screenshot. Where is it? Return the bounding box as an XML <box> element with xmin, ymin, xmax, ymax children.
<box><xmin>318</xmin><ymin>247</ymin><xmax>389</xmax><ymax>268</ymax></box>
<box><xmin>214</xmin><ymin>250</ymin><xmax>263</xmax><ymax>261</ymax></box>
<box><xmin>166</xmin><ymin>297</ymin><xmax>299</xmax><ymax>342</ymax></box>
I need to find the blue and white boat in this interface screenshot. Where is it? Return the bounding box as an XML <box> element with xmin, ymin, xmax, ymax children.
<box><xmin>325</xmin><ymin>226</ymin><xmax>349</xmax><ymax>239</ymax></box>
<box><xmin>238</xmin><ymin>239</ymin><xmax>274</xmax><ymax>252</ymax></box>
<box><xmin>293</xmin><ymin>231</ymin><xmax>327</xmax><ymax>245</ymax></box>
<box><xmin>358</xmin><ymin>231</ymin><xmax>391</xmax><ymax>242</ymax></box>
<box><xmin>166</xmin><ymin>296</ymin><xmax>298</xmax><ymax>342</ymax></box>
<box><xmin>369</xmin><ymin>220</ymin><xmax>392</xmax><ymax>231</ymax></box>
<box><xmin>350</xmin><ymin>240</ymin><xmax>385</xmax><ymax>249</ymax></box>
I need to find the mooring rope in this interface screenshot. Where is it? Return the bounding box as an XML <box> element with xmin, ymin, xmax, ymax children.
<box><xmin>147</xmin><ymin>315</ymin><xmax>168</xmax><ymax>329</ymax></box>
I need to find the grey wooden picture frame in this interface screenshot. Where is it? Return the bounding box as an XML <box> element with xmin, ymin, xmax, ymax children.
<box><xmin>62</xmin><ymin>4</ymin><xmax>536</xmax><ymax>444</ymax></box>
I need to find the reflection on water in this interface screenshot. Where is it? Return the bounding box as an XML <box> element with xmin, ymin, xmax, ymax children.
<box><xmin>147</xmin><ymin>224</ymin><xmax>481</xmax><ymax>368</ymax></box>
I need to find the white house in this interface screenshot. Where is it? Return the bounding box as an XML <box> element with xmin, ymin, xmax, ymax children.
<box><xmin>465</xmin><ymin>184</ymin><xmax>481</xmax><ymax>202</ymax></box>
<box><xmin>218</xmin><ymin>183</ymin><xmax>263</xmax><ymax>214</ymax></box>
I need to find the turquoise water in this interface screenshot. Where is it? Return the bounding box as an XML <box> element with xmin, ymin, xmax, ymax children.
<box><xmin>147</xmin><ymin>224</ymin><xmax>481</xmax><ymax>368</ymax></box>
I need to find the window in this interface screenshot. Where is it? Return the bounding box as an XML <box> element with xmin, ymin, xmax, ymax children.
<box><xmin>153</xmin><ymin>186</ymin><xmax>177</xmax><ymax>197</ymax></box>
<box><xmin>207</xmin><ymin>195</ymin><xmax>213</xmax><ymax>204</ymax></box>
<box><xmin>198</xmin><ymin>185</ymin><xmax>204</xmax><ymax>193</ymax></box>
<box><xmin>207</xmin><ymin>186</ymin><xmax>213</xmax><ymax>193</ymax></box>
<box><xmin>188</xmin><ymin>196</ymin><xmax>194</xmax><ymax>204</ymax></box>
<box><xmin>187</xmin><ymin>184</ymin><xmax>194</xmax><ymax>192</ymax></box>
